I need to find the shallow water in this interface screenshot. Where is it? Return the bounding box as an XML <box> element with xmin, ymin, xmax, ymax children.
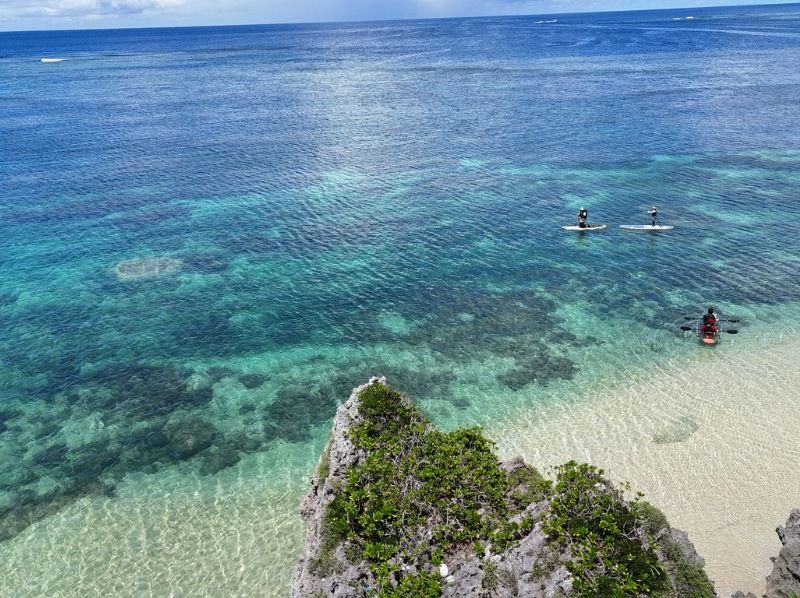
<box><xmin>492</xmin><ymin>307</ymin><xmax>800</xmax><ymax>596</ymax></box>
<box><xmin>1</xmin><ymin>5</ymin><xmax>800</xmax><ymax>596</ymax></box>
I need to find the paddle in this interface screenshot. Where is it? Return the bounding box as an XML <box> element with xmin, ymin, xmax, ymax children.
<box><xmin>683</xmin><ymin>316</ymin><xmax>740</xmax><ymax>323</ymax></box>
<box><xmin>680</xmin><ymin>325</ymin><xmax>737</xmax><ymax>333</ymax></box>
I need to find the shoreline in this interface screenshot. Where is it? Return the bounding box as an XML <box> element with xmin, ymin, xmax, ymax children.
<box><xmin>1</xmin><ymin>312</ymin><xmax>798</xmax><ymax>596</ymax></box>
<box><xmin>489</xmin><ymin>327</ymin><xmax>800</xmax><ymax>596</ymax></box>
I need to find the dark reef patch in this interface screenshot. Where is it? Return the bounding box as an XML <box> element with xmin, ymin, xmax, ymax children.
<box><xmin>164</xmin><ymin>419</ymin><xmax>218</xmax><ymax>459</ymax></box>
<box><xmin>0</xmin><ymin>472</ymin><xmax>116</xmax><ymax>543</ymax></box>
<box><xmin>31</xmin><ymin>442</ymin><xmax>69</xmax><ymax>467</ymax></box>
<box><xmin>0</xmin><ymin>408</ymin><xmax>19</xmax><ymax>434</ymax></box>
<box><xmin>0</xmin><ymin>363</ymin><xmax>226</xmax><ymax>544</ymax></box>
<box><xmin>201</xmin><ymin>444</ymin><xmax>242</xmax><ymax>475</ymax></box>
<box><xmin>72</xmin><ymin>364</ymin><xmax>214</xmax><ymax>419</ymax></box>
<box><xmin>497</xmin><ymin>350</ymin><xmax>578</xmax><ymax>391</ymax></box>
<box><xmin>238</xmin><ymin>372</ymin><xmax>269</xmax><ymax>389</ymax></box>
<box><xmin>264</xmin><ymin>385</ymin><xmax>339</xmax><ymax>444</ymax></box>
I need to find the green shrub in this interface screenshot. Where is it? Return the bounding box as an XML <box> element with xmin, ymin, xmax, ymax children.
<box><xmin>543</xmin><ymin>461</ymin><xmax>668</xmax><ymax>597</ymax></box>
<box><xmin>325</xmin><ymin>383</ymin><xmax>511</xmax><ymax>595</ymax></box>
<box><xmin>659</xmin><ymin>539</ymin><xmax>715</xmax><ymax>598</ymax></box>
<box><xmin>383</xmin><ymin>571</ymin><xmax>441</xmax><ymax>597</ymax></box>
<box><xmin>308</xmin><ymin>509</ymin><xmax>346</xmax><ymax>577</ymax></box>
<box><xmin>483</xmin><ymin>560</ymin><xmax>499</xmax><ymax>591</ymax></box>
<box><xmin>507</xmin><ymin>463</ymin><xmax>553</xmax><ymax>512</ymax></box>
<box><xmin>316</xmin><ymin>434</ymin><xmax>333</xmax><ymax>481</ymax></box>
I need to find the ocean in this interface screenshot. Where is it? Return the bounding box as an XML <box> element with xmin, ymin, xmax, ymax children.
<box><xmin>1</xmin><ymin>4</ymin><xmax>800</xmax><ymax>595</ymax></box>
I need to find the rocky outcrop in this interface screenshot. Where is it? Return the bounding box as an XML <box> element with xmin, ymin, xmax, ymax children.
<box><xmin>765</xmin><ymin>509</ymin><xmax>800</xmax><ymax>598</ymax></box>
<box><xmin>291</xmin><ymin>377</ymin><xmax>378</xmax><ymax>597</ymax></box>
<box><xmin>291</xmin><ymin>379</ymin><xmax>714</xmax><ymax>597</ymax></box>
<box><xmin>731</xmin><ymin>509</ymin><xmax>800</xmax><ymax>598</ymax></box>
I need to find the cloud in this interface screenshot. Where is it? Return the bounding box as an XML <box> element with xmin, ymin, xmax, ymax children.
<box><xmin>5</xmin><ymin>0</ymin><xmax>184</xmax><ymax>19</ymax></box>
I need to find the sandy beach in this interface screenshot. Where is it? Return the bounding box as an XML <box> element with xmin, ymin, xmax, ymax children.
<box><xmin>490</xmin><ymin>328</ymin><xmax>800</xmax><ymax>597</ymax></box>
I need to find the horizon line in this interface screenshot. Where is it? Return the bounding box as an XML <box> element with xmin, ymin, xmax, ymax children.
<box><xmin>0</xmin><ymin>0</ymin><xmax>798</xmax><ymax>34</ymax></box>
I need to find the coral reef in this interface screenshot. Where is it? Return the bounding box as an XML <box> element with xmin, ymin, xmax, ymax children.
<box><xmin>112</xmin><ymin>256</ymin><xmax>183</xmax><ymax>282</ymax></box>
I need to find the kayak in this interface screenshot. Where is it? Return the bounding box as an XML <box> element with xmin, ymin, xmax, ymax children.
<box><xmin>562</xmin><ymin>224</ymin><xmax>606</xmax><ymax>231</ymax></box>
<box><xmin>694</xmin><ymin>316</ymin><xmax>721</xmax><ymax>345</ymax></box>
<box><xmin>619</xmin><ymin>225</ymin><xmax>674</xmax><ymax>231</ymax></box>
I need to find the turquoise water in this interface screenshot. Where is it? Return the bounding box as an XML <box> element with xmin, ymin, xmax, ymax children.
<box><xmin>2</xmin><ymin>5</ymin><xmax>800</xmax><ymax>595</ymax></box>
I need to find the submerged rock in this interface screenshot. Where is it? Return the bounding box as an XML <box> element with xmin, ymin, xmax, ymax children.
<box><xmin>291</xmin><ymin>379</ymin><xmax>716</xmax><ymax>597</ymax></box>
<box><xmin>652</xmin><ymin>415</ymin><xmax>700</xmax><ymax>444</ymax></box>
<box><xmin>164</xmin><ymin>419</ymin><xmax>217</xmax><ymax>459</ymax></box>
<box><xmin>112</xmin><ymin>256</ymin><xmax>183</xmax><ymax>282</ymax></box>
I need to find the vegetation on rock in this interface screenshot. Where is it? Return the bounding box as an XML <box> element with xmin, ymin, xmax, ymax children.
<box><xmin>314</xmin><ymin>382</ymin><xmax>715</xmax><ymax>597</ymax></box>
<box><xmin>543</xmin><ymin>461</ymin><xmax>669</xmax><ymax>596</ymax></box>
<box><xmin>542</xmin><ymin>461</ymin><xmax>714</xmax><ymax>598</ymax></box>
<box><xmin>326</xmin><ymin>383</ymin><xmax>513</xmax><ymax>593</ymax></box>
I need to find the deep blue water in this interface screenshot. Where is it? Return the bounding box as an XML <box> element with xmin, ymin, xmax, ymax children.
<box><xmin>1</xmin><ymin>4</ymin><xmax>800</xmax><ymax>593</ymax></box>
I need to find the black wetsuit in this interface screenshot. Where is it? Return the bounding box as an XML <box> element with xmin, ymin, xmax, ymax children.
<box><xmin>578</xmin><ymin>209</ymin><xmax>588</xmax><ymax>228</ymax></box>
<box><xmin>650</xmin><ymin>208</ymin><xmax>657</xmax><ymax>226</ymax></box>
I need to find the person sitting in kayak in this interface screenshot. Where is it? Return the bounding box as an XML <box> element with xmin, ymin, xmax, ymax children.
<box><xmin>577</xmin><ymin>207</ymin><xmax>588</xmax><ymax>228</ymax></box>
<box><xmin>649</xmin><ymin>206</ymin><xmax>658</xmax><ymax>226</ymax></box>
<box><xmin>702</xmin><ymin>307</ymin><xmax>717</xmax><ymax>327</ymax></box>
<box><xmin>699</xmin><ymin>308</ymin><xmax>718</xmax><ymax>338</ymax></box>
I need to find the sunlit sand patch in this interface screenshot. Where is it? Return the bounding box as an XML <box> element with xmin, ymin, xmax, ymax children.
<box><xmin>377</xmin><ymin>310</ymin><xmax>413</xmax><ymax>335</ymax></box>
<box><xmin>489</xmin><ymin>332</ymin><xmax>800</xmax><ymax>597</ymax></box>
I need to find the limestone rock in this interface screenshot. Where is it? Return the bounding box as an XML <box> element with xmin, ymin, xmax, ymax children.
<box><xmin>290</xmin><ymin>377</ymin><xmax>384</xmax><ymax>597</ymax></box>
<box><xmin>765</xmin><ymin>509</ymin><xmax>800</xmax><ymax>598</ymax></box>
<box><xmin>290</xmin><ymin>379</ymin><xmax>712</xmax><ymax>598</ymax></box>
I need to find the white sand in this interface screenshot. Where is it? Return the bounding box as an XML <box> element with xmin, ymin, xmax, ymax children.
<box><xmin>490</xmin><ymin>332</ymin><xmax>800</xmax><ymax>597</ymax></box>
<box><xmin>0</xmin><ymin>458</ymin><xmax>307</xmax><ymax>598</ymax></box>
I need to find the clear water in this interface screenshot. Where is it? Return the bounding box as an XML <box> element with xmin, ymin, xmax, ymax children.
<box><xmin>1</xmin><ymin>4</ymin><xmax>800</xmax><ymax>595</ymax></box>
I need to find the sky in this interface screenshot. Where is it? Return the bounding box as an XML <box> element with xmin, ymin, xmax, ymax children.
<box><xmin>0</xmin><ymin>0</ymin><xmax>797</xmax><ymax>31</ymax></box>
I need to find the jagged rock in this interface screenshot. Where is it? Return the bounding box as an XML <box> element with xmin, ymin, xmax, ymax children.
<box><xmin>291</xmin><ymin>377</ymin><xmax>382</xmax><ymax>597</ymax></box>
<box><xmin>765</xmin><ymin>509</ymin><xmax>800</xmax><ymax>598</ymax></box>
<box><xmin>291</xmin><ymin>379</ymin><xmax>713</xmax><ymax>598</ymax></box>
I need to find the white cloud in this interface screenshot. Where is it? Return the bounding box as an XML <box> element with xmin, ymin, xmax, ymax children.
<box><xmin>0</xmin><ymin>0</ymin><xmax>797</xmax><ymax>29</ymax></box>
<box><xmin>3</xmin><ymin>0</ymin><xmax>184</xmax><ymax>19</ymax></box>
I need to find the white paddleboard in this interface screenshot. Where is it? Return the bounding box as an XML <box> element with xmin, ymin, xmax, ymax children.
<box><xmin>41</xmin><ymin>58</ymin><xmax>64</xmax><ymax>63</ymax></box>
<box><xmin>562</xmin><ymin>224</ymin><xmax>606</xmax><ymax>231</ymax></box>
<box><xmin>619</xmin><ymin>225</ymin><xmax>674</xmax><ymax>231</ymax></box>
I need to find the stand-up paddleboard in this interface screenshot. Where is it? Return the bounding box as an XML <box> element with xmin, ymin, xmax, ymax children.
<box><xmin>41</xmin><ymin>58</ymin><xmax>64</xmax><ymax>63</ymax></box>
<box><xmin>562</xmin><ymin>224</ymin><xmax>606</xmax><ymax>231</ymax></box>
<box><xmin>620</xmin><ymin>224</ymin><xmax>673</xmax><ymax>231</ymax></box>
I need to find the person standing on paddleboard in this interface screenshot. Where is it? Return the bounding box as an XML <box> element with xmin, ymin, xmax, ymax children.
<box><xmin>649</xmin><ymin>206</ymin><xmax>658</xmax><ymax>226</ymax></box>
<box><xmin>577</xmin><ymin>207</ymin><xmax>588</xmax><ymax>228</ymax></box>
